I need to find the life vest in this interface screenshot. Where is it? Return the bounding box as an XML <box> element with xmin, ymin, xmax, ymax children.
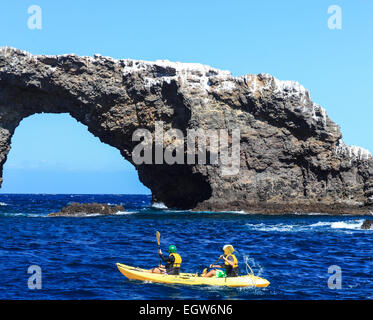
<box><xmin>224</xmin><ymin>254</ymin><xmax>238</xmax><ymax>268</ymax></box>
<box><xmin>169</xmin><ymin>253</ymin><xmax>182</xmax><ymax>268</ymax></box>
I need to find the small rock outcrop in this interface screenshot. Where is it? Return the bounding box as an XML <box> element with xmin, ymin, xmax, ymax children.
<box><xmin>1</xmin><ymin>47</ymin><xmax>373</xmax><ymax>214</ymax></box>
<box><xmin>361</xmin><ymin>219</ymin><xmax>373</xmax><ymax>230</ymax></box>
<box><xmin>48</xmin><ymin>202</ymin><xmax>125</xmax><ymax>217</ymax></box>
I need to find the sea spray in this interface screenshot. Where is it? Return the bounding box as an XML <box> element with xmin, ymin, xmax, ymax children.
<box><xmin>236</xmin><ymin>250</ymin><xmax>264</xmax><ymax>278</ymax></box>
<box><xmin>151</xmin><ymin>202</ymin><xmax>168</xmax><ymax>209</ymax></box>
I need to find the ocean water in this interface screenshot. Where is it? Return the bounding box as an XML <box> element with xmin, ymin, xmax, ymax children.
<box><xmin>0</xmin><ymin>194</ymin><xmax>372</xmax><ymax>300</ymax></box>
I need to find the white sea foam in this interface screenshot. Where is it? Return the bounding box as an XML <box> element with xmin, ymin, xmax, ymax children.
<box><xmin>309</xmin><ymin>221</ymin><xmax>331</xmax><ymax>227</ymax></box>
<box><xmin>245</xmin><ymin>219</ymin><xmax>368</xmax><ymax>233</ymax></box>
<box><xmin>245</xmin><ymin>223</ymin><xmax>295</xmax><ymax>232</ymax></box>
<box><xmin>0</xmin><ymin>202</ymin><xmax>8</xmax><ymax>206</ymax></box>
<box><xmin>151</xmin><ymin>202</ymin><xmax>168</xmax><ymax>209</ymax></box>
<box><xmin>292</xmin><ymin>211</ymin><xmax>335</xmax><ymax>216</ymax></box>
<box><xmin>114</xmin><ymin>211</ymin><xmax>135</xmax><ymax>215</ymax></box>
<box><xmin>0</xmin><ymin>212</ymin><xmax>45</xmax><ymax>218</ymax></box>
<box><xmin>222</xmin><ymin>210</ymin><xmax>250</xmax><ymax>214</ymax></box>
<box><xmin>68</xmin><ymin>213</ymin><xmax>101</xmax><ymax>217</ymax></box>
<box><xmin>330</xmin><ymin>220</ymin><xmax>364</xmax><ymax>230</ymax></box>
<box><xmin>50</xmin><ymin>211</ymin><xmax>135</xmax><ymax>217</ymax></box>
<box><xmin>310</xmin><ymin>219</ymin><xmax>366</xmax><ymax>230</ymax></box>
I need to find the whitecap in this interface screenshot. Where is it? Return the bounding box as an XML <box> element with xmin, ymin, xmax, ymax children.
<box><xmin>292</xmin><ymin>212</ymin><xmax>333</xmax><ymax>216</ymax></box>
<box><xmin>114</xmin><ymin>211</ymin><xmax>135</xmax><ymax>215</ymax></box>
<box><xmin>330</xmin><ymin>220</ymin><xmax>364</xmax><ymax>230</ymax></box>
<box><xmin>306</xmin><ymin>219</ymin><xmax>366</xmax><ymax>231</ymax></box>
<box><xmin>151</xmin><ymin>202</ymin><xmax>168</xmax><ymax>209</ymax></box>
<box><xmin>245</xmin><ymin>219</ymin><xmax>367</xmax><ymax>233</ymax></box>
<box><xmin>309</xmin><ymin>221</ymin><xmax>332</xmax><ymax>227</ymax></box>
<box><xmin>0</xmin><ymin>212</ymin><xmax>46</xmax><ymax>218</ymax></box>
<box><xmin>225</xmin><ymin>210</ymin><xmax>250</xmax><ymax>214</ymax></box>
<box><xmin>74</xmin><ymin>213</ymin><xmax>101</xmax><ymax>217</ymax></box>
<box><xmin>245</xmin><ymin>223</ymin><xmax>295</xmax><ymax>232</ymax></box>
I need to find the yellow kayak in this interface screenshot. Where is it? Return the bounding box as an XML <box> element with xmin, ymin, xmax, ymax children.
<box><xmin>116</xmin><ymin>263</ymin><xmax>270</xmax><ymax>288</ymax></box>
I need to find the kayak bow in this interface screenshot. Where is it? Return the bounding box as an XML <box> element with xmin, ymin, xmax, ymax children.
<box><xmin>116</xmin><ymin>263</ymin><xmax>270</xmax><ymax>288</ymax></box>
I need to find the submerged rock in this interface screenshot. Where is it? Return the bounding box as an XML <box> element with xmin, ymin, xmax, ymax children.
<box><xmin>361</xmin><ymin>219</ymin><xmax>373</xmax><ymax>230</ymax></box>
<box><xmin>1</xmin><ymin>47</ymin><xmax>373</xmax><ymax>214</ymax></box>
<box><xmin>48</xmin><ymin>202</ymin><xmax>125</xmax><ymax>217</ymax></box>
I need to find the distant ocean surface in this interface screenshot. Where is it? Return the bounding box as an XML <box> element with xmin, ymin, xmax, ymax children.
<box><xmin>0</xmin><ymin>194</ymin><xmax>372</xmax><ymax>300</ymax></box>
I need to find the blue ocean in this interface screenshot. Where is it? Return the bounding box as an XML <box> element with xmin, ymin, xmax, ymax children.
<box><xmin>0</xmin><ymin>194</ymin><xmax>372</xmax><ymax>300</ymax></box>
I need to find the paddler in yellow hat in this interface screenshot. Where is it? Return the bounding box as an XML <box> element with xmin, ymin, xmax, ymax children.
<box><xmin>203</xmin><ymin>244</ymin><xmax>239</xmax><ymax>278</ymax></box>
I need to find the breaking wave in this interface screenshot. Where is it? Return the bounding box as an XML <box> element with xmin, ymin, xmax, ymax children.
<box><xmin>310</xmin><ymin>220</ymin><xmax>365</xmax><ymax>230</ymax></box>
<box><xmin>330</xmin><ymin>220</ymin><xmax>365</xmax><ymax>230</ymax></box>
<box><xmin>245</xmin><ymin>219</ymin><xmax>368</xmax><ymax>232</ymax></box>
<box><xmin>245</xmin><ymin>223</ymin><xmax>297</xmax><ymax>232</ymax></box>
<box><xmin>0</xmin><ymin>212</ymin><xmax>46</xmax><ymax>218</ymax></box>
<box><xmin>150</xmin><ymin>202</ymin><xmax>168</xmax><ymax>209</ymax></box>
<box><xmin>114</xmin><ymin>211</ymin><xmax>135</xmax><ymax>215</ymax></box>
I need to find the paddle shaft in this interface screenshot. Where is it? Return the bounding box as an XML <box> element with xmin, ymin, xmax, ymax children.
<box><xmin>202</xmin><ymin>256</ymin><xmax>222</xmax><ymax>275</ymax></box>
<box><xmin>156</xmin><ymin>231</ymin><xmax>161</xmax><ymax>267</ymax></box>
<box><xmin>211</xmin><ymin>256</ymin><xmax>222</xmax><ymax>268</ymax></box>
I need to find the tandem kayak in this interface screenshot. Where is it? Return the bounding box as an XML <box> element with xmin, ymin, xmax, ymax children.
<box><xmin>116</xmin><ymin>263</ymin><xmax>270</xmax><ymax>288</ymax></box>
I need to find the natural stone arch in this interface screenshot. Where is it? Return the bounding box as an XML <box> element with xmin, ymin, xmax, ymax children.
<box><xmin>0</xmin><ymin>48</ymin><xmax>213</xmax><ymax>209</ymax></box>
<box><xmin>0</xmin><ymin>47</ymin><xmax>372</xmax><ymax>213</ymax></box>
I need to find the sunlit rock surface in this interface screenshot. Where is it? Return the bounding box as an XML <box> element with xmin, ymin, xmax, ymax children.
<box><xmin>1</xmin><ymin>47</ymin><xmax>373</xmax><ymax>213</ymax></box>
<box><xmin>361</xmin><ymin>219</ymin><xmax>373</xmax><ymax>230</ymax></box>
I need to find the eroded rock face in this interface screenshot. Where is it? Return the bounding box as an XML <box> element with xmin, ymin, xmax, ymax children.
<box><xmin>48</xmin><ymin>203</ymin><xmax>125</xmax><ymax>217</ymax></box>
<box><xmin>1</xmin><ymin>47</ymin><xmax>373</xmax><ymax>213</ymax></box>
<box><xmin>361</xmin><ymin>219</ymin><xmax>373</xmax><ymax>230</ymax></box>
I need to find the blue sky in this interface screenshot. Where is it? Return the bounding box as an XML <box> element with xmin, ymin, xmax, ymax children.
<box><xmin>0</xmin><ymin>0</ymin><xmax>372</xmax><ymax>193</ymax></box>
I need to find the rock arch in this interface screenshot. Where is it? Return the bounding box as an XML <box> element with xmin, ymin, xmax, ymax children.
<box><xmin>0</xmin><ymin>47</ymin><xmax>372</xmax><ymax>213</ymax></box>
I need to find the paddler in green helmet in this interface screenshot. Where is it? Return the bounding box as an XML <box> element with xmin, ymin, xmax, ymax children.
<box><xmin>203</xmin><ymin>244</ymin><xmax>239</xmax><ymax>278</ymax></box>
<box><xmin>150</xmin><ymin>244</ymin><xmax>182</xmax><ymax>275</ymax></box>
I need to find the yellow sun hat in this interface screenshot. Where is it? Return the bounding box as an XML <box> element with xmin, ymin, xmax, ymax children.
<box><xmin>222</xmin><ymin>244</ymin><xmax>234</xmax><ymax>254</ymax></box>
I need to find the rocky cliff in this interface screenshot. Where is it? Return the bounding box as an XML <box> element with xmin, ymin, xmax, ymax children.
<box><xmin>1</xmin><ymin>47</ymin><xmax>372</xmax><ymax>213</ymax></box>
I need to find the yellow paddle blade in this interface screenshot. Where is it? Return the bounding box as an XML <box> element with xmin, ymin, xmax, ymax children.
<box><xmin>156</xmin><ymin>231</ymin><xmax>160</xmax><ymax>246</ymax></box>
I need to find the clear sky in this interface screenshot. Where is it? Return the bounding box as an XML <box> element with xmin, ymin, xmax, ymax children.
<box><xmin>0</xmin><ymin>0</ymin><xmax>372</xmax><ymax>193</ymax></box>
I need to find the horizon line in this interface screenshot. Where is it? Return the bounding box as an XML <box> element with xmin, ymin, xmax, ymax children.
<box><xmin>0</xmin><ymin>192</ymin><xmax>152</xmax><ymax>196</ymax></box>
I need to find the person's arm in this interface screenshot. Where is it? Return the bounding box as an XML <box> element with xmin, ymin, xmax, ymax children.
<box><xmin>158</xmin><ymin>249</ymin><xmax>174</xmax><ymax>263</ymax></box>
<box><xmin>158</xmin><ymin>250</ymin><xmax>167</xmax><ymax>262</ymax></box>
<box><xmin>210</xmin><ymin>255</ymin><xmax>227</xmax><ymax>268</ymax></box>
<box><xmin>222</xmin><ymin>256</ymin><xmax>234</xmax><ymax>266</ymax></box>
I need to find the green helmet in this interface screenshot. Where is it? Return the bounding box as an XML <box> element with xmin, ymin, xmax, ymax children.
<box><xmin>168</xmin><ymin>245</ymin><xmax>177</xmax><ymax>253</ymax></box>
